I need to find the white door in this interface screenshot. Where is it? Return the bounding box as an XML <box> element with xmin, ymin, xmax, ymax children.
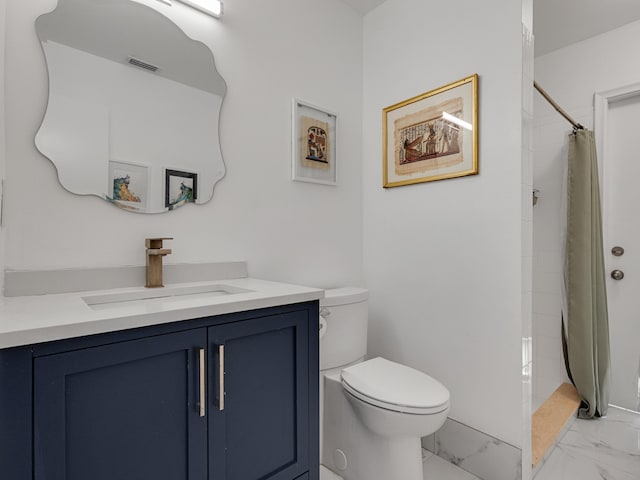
<box><xmin>602</xmin><ymin>91</ymin><xmax>640</xmax><ymax>412</ymax></box>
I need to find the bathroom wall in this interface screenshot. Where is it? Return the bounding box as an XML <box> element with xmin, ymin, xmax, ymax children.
<box><xmin>521</xmin><ymin>0</ymin><xmax>534</xmax><ymax>476</ymax></box>
<box><xmin>3</xmin><ymin>0</ymin><xmax>364</xmax><ymax>289</ymax></box>
<box><xmin>362</xmin><ymin>0</ymin><xmax>526</xmax><ymax>450</ymax></box>
<box><xmin>532</xmin><ymin>19</ymin><xmax>640</xmax><ymax>408</ymax></box>
<box><xmin>0</xmin><ymin>0</ymin><xmax>7</xmax><ymax>294</ymax></box>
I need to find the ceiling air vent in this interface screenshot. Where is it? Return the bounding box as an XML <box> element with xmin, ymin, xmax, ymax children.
<box><xmin>127</xmin><ymin>56</ymin><xmax>160</xmax><ymax>73</ymax></box>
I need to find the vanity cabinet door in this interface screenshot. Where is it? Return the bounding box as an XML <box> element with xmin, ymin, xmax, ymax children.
<box><xmin>208</xmin><ymin>310</ymin><xmax>310</xmax><ymax>480</ymax></box>
<box><xmin>33</xmin><ymin>329</ymin><xmax>208</xmax><ymax>480</ymax></box>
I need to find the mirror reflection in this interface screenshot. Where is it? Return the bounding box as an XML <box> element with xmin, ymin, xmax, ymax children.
<box><xmin>35</xmin><ymin>0</ymin><xmax>226</xmax><ymax>213</ymax></box>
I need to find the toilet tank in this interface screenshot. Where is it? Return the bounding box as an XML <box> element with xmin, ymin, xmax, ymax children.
<box><xmin>320</xmin><ymin>287</ymin><xmax>369</xmax><ymax>371</ymax></box>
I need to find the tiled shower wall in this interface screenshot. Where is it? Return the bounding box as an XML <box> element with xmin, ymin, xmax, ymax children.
<box><xmin>532</xmin><ymin>88</ymin><xmax>591</xmax><ymax>412</ymax></box>
<box><xmin>521</xmin><ymin>0</ymin><xmax>534</xmax><ymax>477</ymax></box>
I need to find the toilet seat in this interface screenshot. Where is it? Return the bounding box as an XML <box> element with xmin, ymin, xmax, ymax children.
<box><xmin>341</xmin><ymin>357</ymin><xmax>449</xmax><ymax>415</ymax></box>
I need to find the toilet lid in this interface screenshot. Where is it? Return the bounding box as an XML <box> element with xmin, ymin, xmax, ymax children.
<box><xmin>341</xmin><ymin>357</ymin><xmax>449</xmax><ymax>414</ymax></box>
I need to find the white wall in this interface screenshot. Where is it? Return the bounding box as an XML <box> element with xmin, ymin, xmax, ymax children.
<box><xmin>3</xmin><ymin>0</ymin><xmax>363</xmax><ymax>288</ymax></box>
<box><xmin>532</xmin><ymin>19</ymin><xmax>640</xmax><ymax>407</ymax></box>
<box><xmin>363</xmin><ymin>0</ymin><xmax>525</xmax><ymax>447</ymax></box>
<box><xmin>0</xmin><ymin>0</ymin><xmax>6</xmax><ymax>293</ymax></box>
<box><xmin>521</xmin><ymin>0</ymin><xmax>534</xmax><ymax>474</ymax></box>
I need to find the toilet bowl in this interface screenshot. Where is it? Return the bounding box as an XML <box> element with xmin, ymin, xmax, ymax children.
<box><xmin>342</xmin><ymin>357</ymin><xmax>449</xmax><ymax>437</ymax></box>
<box><xmin>320</xmin><ymin>288</ymin><xmax>450</xmax><ymax>480</ymax></box>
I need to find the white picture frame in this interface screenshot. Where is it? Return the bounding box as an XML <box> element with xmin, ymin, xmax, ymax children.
<box><xmin>107</xmin><ymin>160</ymin><xmax>150</xmax><ymax>212</ymax></box>
<box><xmin>292</xmin><ymin>99</ymin><xmax>337</xmax><ymax>186</ymax></box>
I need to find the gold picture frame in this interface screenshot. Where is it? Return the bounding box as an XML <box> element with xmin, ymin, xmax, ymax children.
<box><xmin>383</xmin><ymin>74</ymin><xmax>478</xmax><ymax>188</ymax></box>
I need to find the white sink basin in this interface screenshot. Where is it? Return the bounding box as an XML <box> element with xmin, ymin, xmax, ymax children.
<box><xmin>82</xmin><ymin>284</ymin><xmax>253</xmax><ymax>310</ymax></box>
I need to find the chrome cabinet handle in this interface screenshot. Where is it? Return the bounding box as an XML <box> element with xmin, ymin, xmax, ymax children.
<box><xmin>198</xmin><ymin>348</ymin><xmax>206</xmax><ymax>417</ymax></box>
<box><xmin>218</xmin><ymin>345</ymin><xmax>225</xmax><ymax>411</ymax></box>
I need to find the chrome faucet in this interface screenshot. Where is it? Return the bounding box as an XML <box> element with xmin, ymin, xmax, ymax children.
<box><xmin>145</xmin><ymin>237</ymin><xmax>172</xmax><ymax>288</ymax></box>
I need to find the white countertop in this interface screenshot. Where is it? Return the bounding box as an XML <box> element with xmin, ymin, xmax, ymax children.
<box><xmin>0</xmin><ymin>278</ymin><xmax>324</xmax><ymax>349</ymax></box>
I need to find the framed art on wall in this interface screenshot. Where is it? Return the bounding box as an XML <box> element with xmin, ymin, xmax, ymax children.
<box><xmin>383</xmin><ymin>74</ymin><xmax>478</xmax><ymax>188</ymax></box>
<box><xmin>292</xmin><ymin>99</ymin><xmax>337</xmax><ymax>186</ymax></box>
<box><xmin>165</xmin><ymin>169</ymin><xmax>198</xmax><ymax>209</ymax></box>
<box><xmin>107</xmin><ymin>160</ymin><xmax>150</xmax><ymax>212</ymax></box>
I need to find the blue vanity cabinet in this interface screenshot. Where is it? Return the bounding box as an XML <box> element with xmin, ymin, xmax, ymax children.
<box><xmin>1</xmin><ymin>302</ymin><xmax>319</xmax><ymax>480</ymax></box>
<box><xmin>208</xmin><ymin>311</ymin><xmax>310</xmax><ymax>480</ymax></box>
<box><xmin>33</xmin><ymin>328</ymin><xmax>209</xmax><ymax>480</ymax></box>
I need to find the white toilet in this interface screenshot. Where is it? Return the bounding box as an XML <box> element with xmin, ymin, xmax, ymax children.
<box><xmin>319</xmin><ymin>288</ymin><xmax>450</xmax><ymax>480</ymax></box>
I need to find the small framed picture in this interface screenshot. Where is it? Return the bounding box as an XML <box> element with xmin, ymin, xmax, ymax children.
<box><xmin>383</xmin><ymin>74</ymin><xmax>478</xmax><ymax>188</ymax></box>
<box><xmin>165</xmin><ymin>169</ymin><xmax>198</xmax><ymax>209</ymax></box>
<box><xmin>292</xmin><ymin>99</ymin><xmax>337</xmax><ymax>186</ymax></box>
<box><xmin>107</xmin><ymin>160</ymin><xmax>150</xmax><ymax>212</ymax></box>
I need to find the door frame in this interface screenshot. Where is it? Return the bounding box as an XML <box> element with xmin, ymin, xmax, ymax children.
<box><xmin>594</xmin><ymin>82</ymin><xmax>640</xmax><ymax>249</ymax></box>
<box><xmin>594</xmin><ymin>82</ymin><xmax>640</xmax><ymax>411</ymax></box>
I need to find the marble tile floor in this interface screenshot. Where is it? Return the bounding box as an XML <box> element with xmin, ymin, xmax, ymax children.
<box><xmin>423</xmin><ymin>450</ymin><xmax>481</xmax><ymax>480</ymax></box>
<box><xmin>320</xmin><ymin>450</ymin><xmax>482</xmax><ymax>480</ymax></box>
<box><xmin>533</xmin><ymin>406</ymin><xmax>640</xmax><ymax>480</ymax></box>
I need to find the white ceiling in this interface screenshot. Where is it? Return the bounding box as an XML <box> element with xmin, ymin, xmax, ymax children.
<box><xmin>341</xmin><ymin>0</ymin><xmax>386</xmax><ymax>14</ymax></box>
<box><xmin>342</xmin><ymin>0</ymin><xmax>640</xmax><ymax>57</ymax></box>
<box><xmin>534</xmin><ymin>0</ymin><xmax>640</xmax><ymax>56</ymax></box>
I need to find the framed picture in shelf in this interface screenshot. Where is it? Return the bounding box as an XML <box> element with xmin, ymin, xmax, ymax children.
<box><xmin>383</xmin><ymin>74</ymin><xmax>478</xmax><ymax>188</ymax></box>
<box><xmin>108</xmin><ymin>160</ymin><xmax>149</xmax><ymax>212</ymax></box>
<box><xmin>165</xmin><ymin>169</ymin><xmax>198</xmax><ymax>209</ymax></box>
<box><xmin>292</xmin><ymin>99</ymin><xmax>337</xmax><ymax>185</ymax></box>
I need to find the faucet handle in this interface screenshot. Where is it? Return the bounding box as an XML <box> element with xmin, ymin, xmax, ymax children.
<box><xmin>145</xmin><ymin>237</ymin><xmax>173</xmax><ymax>249</ymax></box>
<box><xmin>147</xmin><ymin>248</ymin><xmax>172</xmax><ymax>256</ymax></box>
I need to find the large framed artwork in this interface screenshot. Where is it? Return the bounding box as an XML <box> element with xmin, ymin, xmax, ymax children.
<box><xmin>107</xmin><ymin>160</ymin><xmax>150</xmax><ymax>212</ymax></box>
<box><xmin>383</xmin><ymin>74</ymin><xmax>478</xmax><ymax>188</ymax></box>
<box><xmin>292</xmin><ymin>99</ymin><xmax>337</xmax><ymax>186</ymax></box>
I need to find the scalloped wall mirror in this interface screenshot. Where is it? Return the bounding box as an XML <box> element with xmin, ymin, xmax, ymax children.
<box><xmin>35</xmin><ymin>0</ymin><xmax>226</xmax><ymax>213</ymax></box>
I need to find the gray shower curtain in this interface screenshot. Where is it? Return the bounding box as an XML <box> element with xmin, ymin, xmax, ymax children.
<box><xmin>562</xmin><ymin>128</ymin><xmax>611</xmax><ymax>418</ymax></box>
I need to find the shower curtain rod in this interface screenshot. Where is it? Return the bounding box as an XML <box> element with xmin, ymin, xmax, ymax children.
<box><xmin>534</xmin><ymin>81</ymin><xmax>584</xmax><ymax>131</ymax></box>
